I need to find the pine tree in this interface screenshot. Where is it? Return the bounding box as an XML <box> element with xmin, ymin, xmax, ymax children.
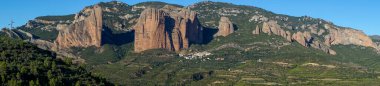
<box><xmin>29</xmin><ymin>80</ymin><xmax>35</xmax><ymax>86</ymax></box>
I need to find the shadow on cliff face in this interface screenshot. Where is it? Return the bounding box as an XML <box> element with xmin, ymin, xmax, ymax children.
<box><xmin>202</xmin><ymin>27</ymin><xmax>218</xmax><ymax>44</ymax></box>
<box><xmin>165</xmin><ymin>16</ymin><xmax>176</xmax><ymax>50</ymax></box>
<box><xmin>306</xmin><ymin>37</ymin><xmax>315</xmax><ymax>47</ymax></box>
<box><xmin>201</xmin><ymin>24</ymin><xmax>237</xmax><ymax>44</ymax></box>
<box><xmin>102</xmin><ymin>26</ymin><xmax>135</xmax><ymax>46</ymax></box>
<box><xmin>233</xmin><ymin>24</ymin><xmax>239</xmax><ymax>31</ymax></box>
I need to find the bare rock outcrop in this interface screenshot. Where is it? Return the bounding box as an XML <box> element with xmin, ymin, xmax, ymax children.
<box><xmin>260</xmin><ymin>20</ymin><xmax>292</xmax><ymax>41</ymax></box>
<box><xmin>134</xmin><ymin>8</ymin><xmax>171</xmax><ymax>52</ymax></box>
<box><xmin>31</xmin><ymin>39</ymin><xmax>55</xmax><ymax>50</ymax></box>
<box><xmin>253</xmin><ymin>19</ymin><xmax>378</xmax><ymax>55</ymax></box>
<box><xmin>252</xmin><ymin>25</ymin><xmax>260</xmax><ymax>35</ymax></box>
<box><xmin>215</xmin><ymin>17</ymin><xmax>234</xmax><ymax>37</ymax></box>
<box><xmin>1</xmin><ymin>29</ymin><xmax>21</xmax><ymax>39</ymax></box>
<box><xmin>323</xmin><ymin>24</ymin><xmax>375</xmax><ymax>48</ymax></box>
<box><xmin>252</xmin><ymin>19</ymin><xmax>380</xmax><ymax>55</ymax></box>
<box><xmin>15</xmin><ymin>29</ymin><xmax>55</xmax><ymax>50</ymax></box>
<box><xmin>291</xmin><ymin>31</ymin><xmax>336</xmax><ymax>55</ymax></box>
<box><xmin>177</xmin><ymin>8</ymin><xmax>203</xmax><ymax>44</ymax></box>
<box><xmin>291</xmin><ymin>32</ymin><xmax>310</xmax><ymax>47</ymax></box>
<box><xmin>134</xmin><ymin>8</ymin><xmax>203</xmax><ymax>52</ymax></box>
<box><xmin>54</xmin><ymin>5</ymin><xmax>103</xmax><ymax>50</ymax></box>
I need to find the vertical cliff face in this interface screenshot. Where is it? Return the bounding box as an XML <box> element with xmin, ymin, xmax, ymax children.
<box><xmin>178</xmin><ymin>9</ymin><xmax>203</xmax><ymax>44</ymax></box>
<box><xmin>291</xmin><ymin>31</ymin><xmax>310</xmax><ymax>47</ymax></box>
<box><xmin>134</xmin><ymin>8</ymin><xmax>172</xmax><ymax>52</ymax></box>
<box><xmin>254</xmin><ymin>20</ymin><xmax>377</xmax><ymax>55</ymax></box>
<box><xmin>323</xmin><ymin>24</ymin><xmax>375</xmax><ymax>48</ymax></box>
<box><xmin>54</xmin><ymin>5</ymin><xmax>103</xmax><ymax>50</ymax></box>
<box><xmin>216</xmin><ymin>17</ymin><xmax>234</xmax><ymax>37</ymax></box>
<box><xmin>134</xmin><ymin>8</ymin><xmax>203</xmax><ymax>52</ymax></box>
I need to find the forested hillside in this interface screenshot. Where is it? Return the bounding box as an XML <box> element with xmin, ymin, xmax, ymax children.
<box><xmin>0</xmin><ymin>36</ymin><xmax>112</xmax><ymax>85</ymax></box>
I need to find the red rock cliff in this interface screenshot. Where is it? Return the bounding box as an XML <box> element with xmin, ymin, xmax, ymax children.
<box><xmin>134</xmin><ymin>8</ymin><xmax>203</xmax><ymax>52</ymax></box>
<box><xmin>215</xmin><ymin>17</ymin><xmax>234</xmax><ymax>37</ymax></box>
<box><xmin>54</xmin><ymin>5</ymin><xmax>103</xmax><ymax>50</ymax></box>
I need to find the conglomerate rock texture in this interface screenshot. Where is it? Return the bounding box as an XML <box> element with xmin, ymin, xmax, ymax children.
<box><xmin>134</xmin><ymin>7</ymin><xmax>203</xmax><ymax>52</ymax></box>
<box><xmin>323</xmin><ymin>24</ymin><xmax>375</xmax><ymax>48</ymax></box>
<box><xmin>54</xmin><ymin>5</ymin><xmax>103</xmax><ymax>50</ymax></box>
<box><xmin>215</xmin><ymin>17</ymin><xmax>234</xmax><ymax>37</ymax></box>
<box><xmin>254</xmin><ymin>20</ymin><xmax>377</xmax><ymax>55</ymax></box>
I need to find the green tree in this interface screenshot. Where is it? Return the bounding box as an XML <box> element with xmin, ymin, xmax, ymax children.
<box><xmin>20</xmin><ymin>66</ymin><xmax>27</xmax><ymax>74</ymax></box>
<box><xmin>75</xmin><ymin>80</ymin><xmax>82</xmax><ymax>86</ymax></box>
<box><xmin>0</xmin><ymin>62</ymin><xmax>6</xmax><ymax>73</ymax></box>
<box><xmin>29</xmin><ymin>80</ymin><xmax>35</xmax><ymax>86</ymax></box>
<box><xmin>0</xmin><ymin>62</ymin><xmax>6</xmax><ymax>83</ymax></box>
<box><xmin>35</xmin><ymin>78</ymin><xmax>40</xmax><ymax>86</ymax></box>
<box><xmin>0</xmin><ymin>36</ymin><xmax>113</xmax><ymax>85</ymax></box>
<box><xmin>47</xmin><ymin>70</ymin><xmax>53</xmax><ymax>79</ymax></box>
<box><xmin>7</xmin><ymin>78</ymin><xmax>17</xmax><ymax>86</ymax></box>
<box><xmin>16</xmin><ymin>73</ymin><xmax>21</xmax><ymax>79</ymax></box>
<box><xmin>49</xmin><ymin>78</ymin><xmax>57</xmax><ymax>86</ymax></box>
<box><xmin>52</xmin><ymin>61</ymin><xmax>57</xmax><ymax>70</ymax></box>
<box><xmin>44</xmin><ymin>58</ymin><xmax>51</xmax><ymax>68</ymax></box>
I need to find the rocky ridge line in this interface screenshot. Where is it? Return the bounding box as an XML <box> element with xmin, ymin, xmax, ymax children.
<box><xmin>253</xmin><ymin>20</ymin><xmax>377</xmax><ymax>55</ymax></box>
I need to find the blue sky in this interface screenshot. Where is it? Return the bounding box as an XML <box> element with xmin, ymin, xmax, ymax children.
<box><xmin>1</xmin><ymin>0</ymin><xmax>379</xmax><ymax>35</ymax></box>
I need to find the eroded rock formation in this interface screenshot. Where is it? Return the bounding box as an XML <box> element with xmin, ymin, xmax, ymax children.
<box><xmin>254</xmin><ymin>20</ymin><xmax>377</xmax><ymax>55</ymax></box>
<box><xmin>54</xmin><ymin>5</ymin><xmax>103</xmax><ymax>50</ymax></box>
<box><xmin>291</xmin><ymin>31</ymin><xmax>336</xmax><ymax>55</ymax></box>
<box><xmin>291</xmin><ymin>31</ymin><xmax>310</xmax><ymax>47</ymax></box>
<box><xmin>216</xmin><ymin>17</ymin><xmax>234</xmax><ymax>37</ymax></box>
<box><xmin>323</xmin><ymin>24</ymin><xmax>375</xmax><ymax>48</ymax></box>
<box><xmin>134</xmin><ymin>7</ymin><xmax>203</xmax><ymax>52</ymax></box>
<box><xmin>261</xmin><ymin>20</ymin><xmax>292</xmax><ymax>41</ymax></box>
<box><xmin>252</xmin><ymin>25</ymin><xmax>260</xmax><ymax>35</ymax></box>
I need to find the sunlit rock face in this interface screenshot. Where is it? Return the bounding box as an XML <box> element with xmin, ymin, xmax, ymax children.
<box><xmin>215</xmin><ymin>17</ymin><xmax>234</xmax><ymax>37</ymax></box>
<box><xmin>55</xmin><ymin>5</ymin><xmax>103</xmax><ymax>50</ymax></box>
<box><xmin>134</xmin><ymin>7</ymin><xmax>203</xmax><ymax>52</ymax></box>
<box><xmin>254</xmin><ymin>20</ymin><xmax>377</xmax><ymax>55</ymax></box>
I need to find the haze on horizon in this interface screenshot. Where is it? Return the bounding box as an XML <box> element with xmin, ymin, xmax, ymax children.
<box><xmin>0</xmin><ymin>0</ymin><xmax>379</xmax><ymax>35</ymax></box>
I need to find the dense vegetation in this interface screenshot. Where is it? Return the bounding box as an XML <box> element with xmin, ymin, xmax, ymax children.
<box><xmin>19</xmin><ymin>27</ymin><xmax>58</xmax><ymax>42</ymax></box>
<box><xmin>70</xmin><ymin>43</ymin><xmax>133</xmax><ymax>66</ymax></box>
<box><xmin>35</xmin><ymin>14</ymin><xmax>75</xmax><ymax>21</ymax></box>
<box><xmin>0</xmin><ymin>36</ymin><xmax>112</xmax><ymax>85</ymax></box>
<box><xmin>98</xmin><ymin>1</ymin><xmax>136</xmax><ymax>33</ymax></box>
<box><xmin>134</xmin><ymin>1</ymin><xmax>183</xmax><ymax>8</ymax></box>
